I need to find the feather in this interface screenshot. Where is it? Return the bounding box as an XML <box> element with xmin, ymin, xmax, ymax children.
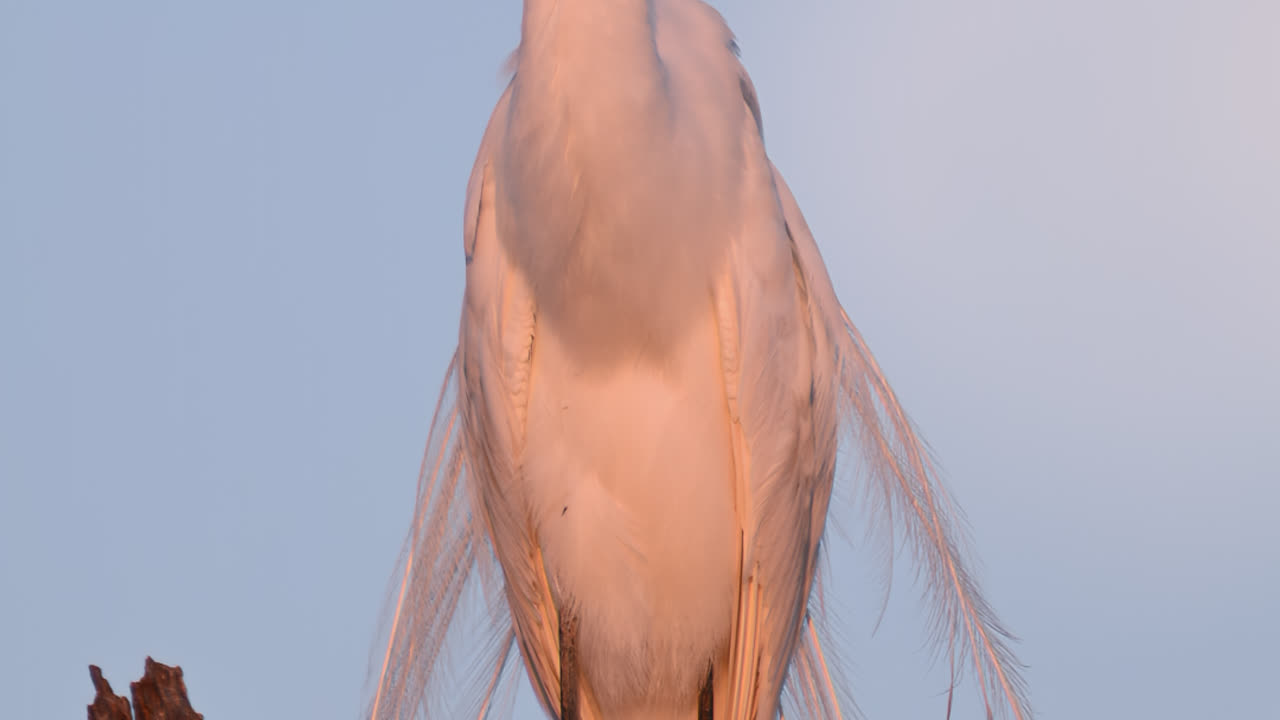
<box><xmin>366</xmin><ymin>357</ymin><xmax>518</xmax><ymax>719</ymax></box>
<box><xmin>369</xmin><ymin>77</ymin><xmax>563</xmax><ymax>720</ymax></box>
<box><xmin>774</xmin><ymin>161</ymin><xmax>1033</xmax><ymax>719</ymax></box>
<box><xmin>370</xmin><ymin>2</ymin><xmax>1031</xmax><ymax>718</ymax></box>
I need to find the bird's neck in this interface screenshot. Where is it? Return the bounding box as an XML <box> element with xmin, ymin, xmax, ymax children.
<box><xmin>519</xmin><ymin>0</ymin><xmax>664</xmax><ymax>104</ymax></box>
<box><xmin>504</xmin><ymin>0</ymin><xmax>703</xmax><ymax>363</ymax></box>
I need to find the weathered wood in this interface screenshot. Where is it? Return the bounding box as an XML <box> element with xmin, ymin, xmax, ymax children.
<box><xmin>87</xmin><ymin>665</ymin><xmax>132</xmax><ymax>720</ymax></box>
<box><xmin>88</xmin><ymin>658</ymin><xmax>202</xmax><ymax>720</ymax></box>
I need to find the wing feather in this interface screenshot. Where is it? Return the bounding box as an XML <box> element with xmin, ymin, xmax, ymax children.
<box><xmin>457</xmin><ymin>84</ymin><xmax>570</xmax><ymax>719</ymax></box>
<box><xmin>369</xmin><ymin>82</ymin><xmax>566</xmax><ymax>720</ymax></box>
<box><xmin>716</xmin><ymin>85</ymin><xmax>838</xmax><ymax>718</ymax></box>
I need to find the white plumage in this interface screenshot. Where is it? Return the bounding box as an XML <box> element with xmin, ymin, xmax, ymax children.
<box><xmin>370</xmin><ymin>1</ymin><xmax>1031</xmax><ymax>718</ymax></box>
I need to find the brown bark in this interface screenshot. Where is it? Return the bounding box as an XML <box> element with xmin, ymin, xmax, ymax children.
<box><xmin>87</xmin><ymin>665</ymin><xmax>131</xmax><ymax>720</ymax></box>
<box><xmin>87</xmin><ymin>658</ymin><xmax>202</xmax><ymax>720</ymax></box>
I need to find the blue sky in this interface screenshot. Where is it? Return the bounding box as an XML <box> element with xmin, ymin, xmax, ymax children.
<box><xmin>2</xmin><ymin>1</ymin><xmax>1277</xmax><ymax>718</ymax></box>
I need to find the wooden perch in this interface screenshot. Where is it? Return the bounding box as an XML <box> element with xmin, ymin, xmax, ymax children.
<box><xmin>88</xmin><ymin>657</ymin><xmax>203</xmax><ymax>720</ymax></box>
<box><xmin>87</xmin><ymin>665</ymin><xmax>131</xmax><ymax>720</ymax></box>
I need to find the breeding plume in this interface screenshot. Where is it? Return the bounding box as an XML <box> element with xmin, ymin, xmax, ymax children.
<box><xmin>370</xmin><ymin>1</ymin><xmax>1031</xmax><ymax>718</ymax></box>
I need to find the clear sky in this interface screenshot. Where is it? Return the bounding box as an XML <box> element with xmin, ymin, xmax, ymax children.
<box><xmin>2</xmin><ymin>1</ymin><xmax>1277</xmax><ymax>718</ymax></box>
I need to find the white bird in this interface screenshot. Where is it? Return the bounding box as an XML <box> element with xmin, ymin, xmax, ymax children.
<box><xmin>369</xmin><ymin>1</ymin><xmax>1031</xmax><ymax>719</ymax></box>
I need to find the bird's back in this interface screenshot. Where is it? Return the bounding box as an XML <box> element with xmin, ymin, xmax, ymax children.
<box><xmin>370</xmin><ymin>3</ymin><xmax>1032</xmax><ymax>719</ymax></box>
<box><xmin>489</xmin><ymin>1</ymin><xmax>824</xmax><ymax>717</ymax></box>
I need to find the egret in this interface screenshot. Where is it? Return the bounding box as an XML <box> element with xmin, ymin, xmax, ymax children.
<box><xmin>370</xmin><ymin>1</ymin><xmax>1031</xmax><ymax>718</ymax></box>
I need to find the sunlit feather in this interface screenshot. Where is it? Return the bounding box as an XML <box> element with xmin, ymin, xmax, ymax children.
<box><xmin>368</xmin><ymin>1</ymin><xmax>1031</xmax><ymax>718</ymax></box>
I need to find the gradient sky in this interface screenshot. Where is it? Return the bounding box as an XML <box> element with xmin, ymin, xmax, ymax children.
<box><xmin>2</xmin><ymin>1</ymin><xmax>1277</xmax><ymax>718</ymax></box>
